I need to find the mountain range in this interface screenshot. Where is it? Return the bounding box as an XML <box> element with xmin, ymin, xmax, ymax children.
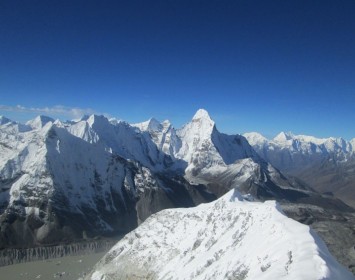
<box><xmin>0</xmin><ymin>110</ymin><xmax>354</xmax><ymax>275</ymax></box>
<box><xmin>244</xmin><ymin>131</ymin><xmax>355</xmax><ymax>208</ymax></box>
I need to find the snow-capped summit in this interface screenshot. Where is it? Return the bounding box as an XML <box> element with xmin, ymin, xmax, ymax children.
<box><xmin>0</xmin><ymin>115</ymin><xmax>214</xmax><ymax>249</ymax></box>
<box><xmin>1</xmin><ymin>112</ymin><xmax>354</xmax><ymax>274</ymax></box>
<box><xmin>133</xmin><ymin>118</ymin><xmax>163</xmax><ymax>132</ymax></box>
<box><xmin>192</xmin><ymin>108</ymin><xmax>213</xmax><ymax>121</ymax></box>
<box><xmin>86</xmin><ymin>114</ymin><xmax>109</xmax><ymax>128</ymax></box>
<box><xmin>245</xmin><ymin>131</ymin><xmax>354</xmax><ymax>158</ymax></box>
<box><xmin>66</xmin><ymin>114</ymin><xmax>175</xmax><ymax>170</ymax></box>
<box><xmin>243</xmin><ymin>132</ymin><xmax>268</xmax><ymax>146</ymax></box>
<box><xmin>86</xmin><ymin>189</ymin><xmax>354</xmax><ymax>280</ymax></box>
<box><xmin>175</xmin><ymin>109</ymin><xmax>257</xmax><ymax>172</ymax></box>
<box><xmin>133</xmin><ymin>118</ymin><xmax>181</xmax><ymax>162</ymax></box>
<box><xmin>244</xmin><ymin>130</ymin><xmax>355</xmax><ymax>208</ymax></box>
<box><xmin>26</xmin><ymin>115</ymin><xmax>54</xmax><ymax>129</ymax></box>
<box><xmin>0</xmin><ymin>116</ymin><xmax>12</xmax><ymax>125</ymax></box>
<box><xmin>273</xmin><ymin>131</ymin><xmax>294</xmax><ymax>142</ymax></box>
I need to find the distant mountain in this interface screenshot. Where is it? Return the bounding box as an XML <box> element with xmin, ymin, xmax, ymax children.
<box><xmin>135</xmin><ymin>109</ymin><xmax>314</xmax><ymax>200</ymax></box>
<box><xmin>86</xmin><ymin>189</ymin><xmax>354</xmax><ymax>280</ymax></box>
<box><xmin>0</xmin><ymin>110</ymin><xmax>354</xmax><ymax>274</ymax></box>
<box><xmin>0</xmin><ymin>117</ymin><xmax>213</xmax><ymax>248</ymax></box>
<box><xmin>0</xmin><ymin>116</ymin><xmax>12</xmax><ymax>126</ymax></box>
<box><xmin>244</xmin><ymin>131</ymin><xmax>355</xmax><ymax>208</ymax></box>
<box><xmin>26</xmin><ymin>115</ymin><xmax>54</xmax><ymax>129</ymax></box>
<box><xmin>0</xmin><ymin>111</ymin><xmax>312</xmax><ymax>248</ymax></box>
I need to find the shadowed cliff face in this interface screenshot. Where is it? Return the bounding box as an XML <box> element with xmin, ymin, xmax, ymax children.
<box><xmin>0</xmin><ymin>123</ymin><xmax>215</xmax><ymax>249</ymax></box>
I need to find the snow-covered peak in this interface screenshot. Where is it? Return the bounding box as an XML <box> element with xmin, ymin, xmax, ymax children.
<box><xmin>87</xmin><ymin>189</ymin><xmax>354</xmax><ymax>280</ymax></box>
<box><xmin>86</xmin><ymin>114</ymin><xmax>110</xmax><ymax>128</ymax></box>
<box><xmin>146</xmin><ymin>118</ymin><xmax>161</xmax><ymax>131</ymax></box>
<box><xmin>133</xmin><ymin>118</ymin><xmax>163</xmax><ymax>132</ymax></box>
<box><xmin>0</xmin><ymin>116</ymin><xmax>12</xmax><ymax>125</ymax></box>
<box><xmin>175</xmin><ymin>110</ymin><xmax>217</xmax><ymax>166</ymax></box>
<box><xmin>192</xmin><ymin>108</ymin><xmax>213</xmax><ymax>122</ymax></box>
<box><xmin>273</xmin><ymin>132</ymin><xmax>345</xmax><ymax>146</ymax></box>
<box><xmin>26</xmin><ymin>115</ymin><xmax>54</xmax><ymax>129</ymax></box>
<box><xmin>183</xmin><ymin>109</ymin><xmax>215</xmax><ymax>136</ymax></box>
<box><xmin>273</xmin><ymin>131</ymin><xmax>294</xmax><ymax>142</ymax></box>
<box><xmin>243</xmin><ymin>132</ymin><xmax>268</xmax><ymax>146</ymax></box>
<box><xmin>295</xmin><ymin>135</ymin><xmax>329</xmax><ymax>145</ymax></box>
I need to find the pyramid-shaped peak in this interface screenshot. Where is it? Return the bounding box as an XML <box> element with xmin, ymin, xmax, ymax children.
<box><xmin>26</xmin><ymin>115</ymin><xmax>54</xmax><ymax>129</ymax></box>
<box><xmin>87</xmin><ymin>114</ymin><xmax>110</xmax><ymax>127</ymax></box>
<box><xmin>148</xmin><ymin>117</ymin><xmax>160</xmax><ymax>125</ymax></box>
<box><xmin>0</xmin><ymin>116</ymin><xmax>12</xmax><ymax>125</ymax></box>
<box><xmin>146</xmin><ymin>118</ymin><xmax>162</xmax><ymax>131</ymax></box>
<box><xmin>132</xmin><ymin>118</ymin><xmax>163</xmax><ymax>132</ymax></box>
<box><xmin>192</xmin><ymin>109</ymin><xmax>213</xmax><ymax>122</ymax></box>
<box><xmin>274</xmin><ymin>131</ymin><xmax>294</xmax><ymax>142</ymax></box>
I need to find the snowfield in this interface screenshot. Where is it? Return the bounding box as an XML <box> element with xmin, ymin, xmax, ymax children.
<box><xmin>86</xmin><ymin>190</ymin><xmax>354</xmax><ymax>280</ymax></box>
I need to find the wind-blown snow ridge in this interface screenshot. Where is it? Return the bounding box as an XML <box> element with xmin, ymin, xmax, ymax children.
<box><xmin>87</xmin><ymin>189</ymin><xmax>354</xmax><ymax>280</ymax></box>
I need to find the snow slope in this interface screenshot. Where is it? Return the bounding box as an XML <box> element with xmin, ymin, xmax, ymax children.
<box><xmin>134</xmin><ymin>109</ymin><xmax>258</xmax><ymax>173</ymax></box>
<box><xmin>87</xmin><ymin>189</ymin><xmax>354</xmax><ymax>280</ymax></box>
<box><xmin>132</xmin><ymin>110</ymin><xmax>310</xmax><ymax>201</ymax></box>
<box><xmin>0</xmin><ymin>117</ymin><xmax>213</xmax><ymax>247</ymax></box>
<box><xmin>66</xmin><ymin>115</ymin><xmax>175</xmax><ymax>170</ymax></box>
<box><xmin>132</xmin><ymin>118</ymin><xmax>181</xmax><ymax>161</ymax></box>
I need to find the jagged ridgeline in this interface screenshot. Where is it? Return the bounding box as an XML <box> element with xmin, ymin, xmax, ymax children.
<box><xmin>244</xmin><ymin>131</ymin><xmax>355</xmax><ymax>208</ymax></box>
<box><xmin>0</xmin><ymin>111</ymin><xmax>354</xmax><ymax>274</ymax></box>
<box><xmin>0</xmin><ymin>115</ymin><xmax>214</xmax><ymax>251</ymax></box>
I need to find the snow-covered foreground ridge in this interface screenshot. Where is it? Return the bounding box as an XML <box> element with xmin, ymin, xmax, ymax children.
<box><xmin>87</xmin><ymin>190</ymin><xmax>354</xmax><ymax>280</ymax></box>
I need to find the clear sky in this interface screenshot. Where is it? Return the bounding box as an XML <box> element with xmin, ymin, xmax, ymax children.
<box><xmin>0</xmin><ymin>0</ymin><xmax>354</xmax><ymax>139</ymax></box>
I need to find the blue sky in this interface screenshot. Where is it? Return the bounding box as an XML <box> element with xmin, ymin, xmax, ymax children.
<box><xmin>0</xmin><ymin>0</ymin><xmax>354</xmax><ymax>139</ymax></box>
